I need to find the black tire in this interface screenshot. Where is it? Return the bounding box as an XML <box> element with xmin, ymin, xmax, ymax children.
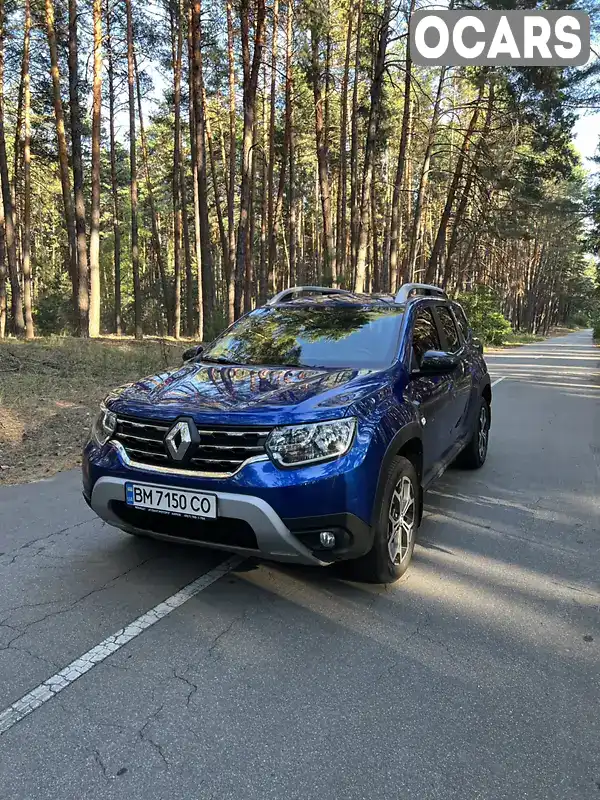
<box><xmin>351</xmin><ymin>455</ymin><xmax>419</xmax><ymax>583</ymax></box>
<box><xmin>455</xmin><ymin>395</ymin><xmax>490</xmax><ymax>469</ymax></box>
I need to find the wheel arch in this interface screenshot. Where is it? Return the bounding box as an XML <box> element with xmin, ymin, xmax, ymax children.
<box><xmin>482</xmin><ymin>381</ymin><xmax>491</xmax><ymax>406</ymax></box>
<box><xmin>482</xmin><ymin>380</ymin><xmax>492</xmax><ymax>425</ymax></box>
<box><xmin>370</xmin><ymin>423</ymin><xmax>422</xmax><ymax>528</ymax></box>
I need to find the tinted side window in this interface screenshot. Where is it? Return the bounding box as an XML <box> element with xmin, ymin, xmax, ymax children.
<box><xmin>436</xmin><ymin>305</ymin><xmax>461</xmax><ymax>353</ymax></box>
<box><xmin>412</xmin><ymin>308</ymin><xmax>441</xmax><ymax>364</ymax></box>
<box><xmin>452</xmin><ymin>304</ymin><xmax>471</xmax><ymax>341</ymax></box>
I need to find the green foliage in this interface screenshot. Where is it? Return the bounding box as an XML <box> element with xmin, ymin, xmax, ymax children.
<box><xmin>568</xmin><ymin>311</ymin><xmax>591</xmax><ymax>328</ymax></box>
<box><xmin>205</xmin><ymin>306</ymin><xmax>230</xmax><ymax>343</ymax></box>
<box><xmin>502</xmin><ymin>331</ymin><xmax>544</xmax><ymax>346</ymax></box>
<box><xmin>457</xmin><ymin>286</ymin><xmax>513</xmax><ymax>346</ymax></box>
<box><xmin>592</xmin><ymin>314</ymin><xmax>600</xmax><ymax>342</ymax></box>
<box><xmin>34</xmin><ymin>285</ymin><xmax>74</xmax><ymax>337</ymax></box>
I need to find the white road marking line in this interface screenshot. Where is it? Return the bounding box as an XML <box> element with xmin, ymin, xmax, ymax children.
<box><xmin>485</xmin><ymin>354</ymin><xmax>598</xmax><ymax>361</ymax></box>
<box><xmin>0</xmin><ymin>554</ymin><xmax>243</xmax><ymax>737</ymax></box>
<box><xmin>491</xmin><ymin>376</ymin><xmax>505</xmax><ymax>387</ymax></box>
<box><xmin>496</xmin><ymin>379</ymin><xmax>600</xmax><ymax>390</ymax></box>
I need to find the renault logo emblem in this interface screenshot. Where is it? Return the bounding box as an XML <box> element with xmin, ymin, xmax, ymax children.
<box><xmin>165</xmin><ymin>420</ymin><xmax>193</xmax><ymax>461</ymax></box>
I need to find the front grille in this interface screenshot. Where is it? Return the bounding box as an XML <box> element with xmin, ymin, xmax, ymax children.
<box><xmin>110</xmin><ymin>502</ymin><xmax>259</xmax><ymax>549</ymax></box>
<box><xmin>112</xmin><ymin>415</ymin><xmax>272</xmax><ymax>475</ymax></box>
<box><xmin>114</xmin><ymin>417</ymin><xmax>170</xmax><ymax>466</ymax></box>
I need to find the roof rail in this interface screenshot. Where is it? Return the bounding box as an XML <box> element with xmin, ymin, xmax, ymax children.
<box><xmin>267</xmin><ymin>286</ymin><xmax>354</xmax><ymax>305</ymax></box>
<box><xmin>395</xmin><ymin>283</ymin><xmax>447</xmax><ymax>303</ymax></box>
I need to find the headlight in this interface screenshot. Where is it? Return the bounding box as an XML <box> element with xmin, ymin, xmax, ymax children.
<box><xmin>266</xmin><ymin>418</ymin><xmax>356</xmax><ymax>468</ymax></box>
<box><xmin>92</xmin><ymin>402</ymin><xmax>117</xmax><ymax>446</ymax></box>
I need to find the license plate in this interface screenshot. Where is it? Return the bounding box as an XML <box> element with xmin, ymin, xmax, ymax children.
<box><xmin>125</xmin><ymin>482</ymin><xmax>217</xmax><ymax>519</ymax></box>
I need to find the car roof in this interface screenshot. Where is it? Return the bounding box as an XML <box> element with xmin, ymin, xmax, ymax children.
<box><xmin>265</xmin><ymin>291</ymin><xmax>455</xmax><ymax>311</ymax></box>
<box><xmin>267</xmin><ymin>293</ymin><xmax>390</xmax><ymax>308</ymax></box>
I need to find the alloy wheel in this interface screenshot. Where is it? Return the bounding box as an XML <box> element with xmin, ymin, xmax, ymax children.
<box><xmin>387</xmin><ymin>475</ymin><xmax>416</xmax><ymax>565</ymax></box>
<box><xmin>478</xmin><ymin>404</ymin><xmax>489</xmax><ymax>461</ymax></box>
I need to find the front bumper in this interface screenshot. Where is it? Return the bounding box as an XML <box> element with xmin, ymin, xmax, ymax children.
<box><xmin>89</xmin><ymin>476</ymin><xmax>372</xmax><ymax>566</ymax></box>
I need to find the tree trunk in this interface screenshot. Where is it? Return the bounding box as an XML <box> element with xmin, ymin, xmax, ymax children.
<box><xmin>125</xmin><ymin>0</ymin><xmax>142</xmax><ymax>339</ymax></box>
<box><xmin>406</xmin><ymin>67</ymin><xmax>447</xmax><ymax>280</ymax></box>
<box><xmin>0</xmin><ymin>1</ymin><xmax>23</xmax><ymax>335</ymax></box>
<box><xmin>180</xmin><ymin>138</ymin><xmax>192</xmax><ymax>336</ymax></box>
<box><xmin>245</xmin><ymin>113</ymin><xmax>258</xmax><ymax>312</ymax></box>
<box><xmin>388</xmin><ymin>0</ymin><xmax>415</xmax><ymax>292</ymax></box>
<box><xmin>265</xmin><ymin>0</ymin><xmax>279</xmax><ymax>295</ymax></box>
<box><xmin>21</xmin><ymin>0</ymin><xmax>33</xmax><ymax>338</ymax></box>
<box><xmin>89</xmin><ymin>0</ymin><xmax>102</xmax><ymax>336</ymax></box>
<box><xmin>106</xmin><ymin>0</ymin><xmax>121</xmax><ymax>335</ymax></box>
<box><xmin>381</xmin><ymin>145</ymin><xmax>391</xmax><ymax>290</ymax></box>
<box><xmin>45</xmin><ymin>0</ymin><xmax>78</xmax><ymax>326</ymax></box>
<box><xmin>187</xmin><ymin>8</ymin><xmax>202</xmax><ymax>337</ymax></box>
<box><xmin>134</xmin><ymin>54</ymin><xmax>173</xmax><ymax>335</ymax></box>
<box><xmin>426</xmin><ymin>85</ymin><xmax>483</xmax><ymax>283</ymax></box>
<box><xmin>0</xmin><ymin>207</ymin><xmax>5</xmax><ymax>338</ymax></box>
<box><xmin>268</xmin><ymin>0</ymin><xmax>293</xmax><ymax>298</ymax></box>
<box><xmin>296</xmin><ymin>194</ymin><xmax>304</xmax><ymax>283</ymax></box>
<box><xmin>225</xmin><ymin>0</ymin><xmax>236</xmax><ymax>323</ymax></box>
<box><xmin>12</xmin><ymin>2</ymin><xmax>28</xmax><ymax>261</ymax></box>
<box><xmin>349</xmin><ymin>0</ymin><xmax>363</xmax><ymax>277</ymax></box>
<box><xmin>260</xmin><ymin>73</ymin><xmax>268</xmax><ymax>298</ymax></box>
<box><xmin>67</xmin><ymin>0</ymin><xmax>90</xmax><ymax>336</ymax></box>
<box><xmin>191</xmin><ymin>0</ymin><xmax>215</xmax><ymax>337</ymax></box>
<box><xmin>444</xmin><ymin>82</ymin><xmax>495</xmax><ymax>285</ymax></box>
<box><xmin>354</xmin><ymin>0</ymin><xmax>391</xmax><ymax>292</ymax></box>
<box><xmin>288</xmin><ymin>4</ymin><xmax>297</xmax><ymax>286</ymax></box>
<box><xmin>370</xmin><ymin>167</ymin><xmax>379</xmax><ymax>292</ymax></box>
<box><xmin>12</xmin><ymin>39</ymin><xmax>24</xmax><ymax>213</ymax></box>
<box><xmin>0</xmin><ymin>250</ymin><xmax>5</xmax><ymax>336</ymax></box>
<box><xmin>171</xmin><ymin>0</ymin><xmax>183</xmax><ymax>339</ymax></box>
<box><xmin>202</xmin><ymin>82</ymin><xmax>228</xmax><ymax>283</ymax></box>
<box><xmin>336</xmin><ymin>3</ymin><xmax>353</xmax><ymax>287</ymax></box>
<box><xmin>400</xmin><ymin>108</ymin><xmax>415</xmax><ymax>279</ymax></box>
<box><xmin>235</xmin><ymin>0</ymin><xmax>266</xmax><ymax>317</ymax></box>
<box><xmin>314</xmin><ymin>162</ymin><xmax>320</xmax><ymax>281</ymax></box>
<box><xmin>310</xmin><ymin>22</ymin><xmax>335</xmax><ymax>286</ymax></box>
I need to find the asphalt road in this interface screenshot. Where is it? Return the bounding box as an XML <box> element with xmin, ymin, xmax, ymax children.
<box><xmin>0</xmin><ymin>329</ymin><xmax>598</xmax><ymax>800</ymax></box>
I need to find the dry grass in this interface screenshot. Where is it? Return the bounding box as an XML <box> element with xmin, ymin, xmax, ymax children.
<box><xmin>0</xmin><ymin>336</ymin><xmax>191</xmax><ymax>485</ymax></box>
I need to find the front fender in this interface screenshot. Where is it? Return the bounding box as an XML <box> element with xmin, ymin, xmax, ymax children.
<box><xmin>370</xmin><ymin>422</ymin><xmax>422</xmax><ymax>528</ymax></box>
<box><xmin>350</xmin><ymin>384</ymin><xmax>421</xmax><ymax>529</ymax></box>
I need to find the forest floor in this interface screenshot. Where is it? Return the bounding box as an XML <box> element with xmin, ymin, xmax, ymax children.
<box><xmin>0</xmin><ymin>336</ymin><xmax>190</xmax><ymax>486</ymax></box>
<box><xmin>0</xmin><ymin>326</ymin><xmax>581</xmax><ymax>486</ymax></box>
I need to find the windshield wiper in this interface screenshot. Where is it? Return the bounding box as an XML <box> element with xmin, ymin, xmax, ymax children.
<box><xmin>201</xmin><ymin>355</ymin><xmax>241</xmax><ymax>365</ymax></box>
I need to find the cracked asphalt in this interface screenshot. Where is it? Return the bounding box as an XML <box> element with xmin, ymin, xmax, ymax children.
<box><xmin>0</xmin><ymin>329</ymin><xmax>598</xmax><ymax>800</ymax></box>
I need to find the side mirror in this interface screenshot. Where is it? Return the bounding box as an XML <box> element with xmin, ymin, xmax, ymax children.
<box><xmin>416</xmin><ymin>350</ymin><xmax>460</xmax><ymax>375</ymax></box>
<box><xmin>182</xmin><ymin>344</ymin><xmax>203</xmax><ymax>362</ymax></box>
<box><xmin>472</xmin><ymin>336</ymin><xmax>483</xmax><ymax>354</ymax></box>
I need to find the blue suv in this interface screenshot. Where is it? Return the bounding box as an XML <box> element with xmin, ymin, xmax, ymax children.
<box><xmin>83</xmin><ymin>283</ymin><xmax>491</xmax><ymax>583</ymax></box>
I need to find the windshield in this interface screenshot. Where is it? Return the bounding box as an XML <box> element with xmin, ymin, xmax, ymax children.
<box><xmin>202</xmin><ymin>305</ymin><xmax>405</xmax><ymax>370</ymax></box>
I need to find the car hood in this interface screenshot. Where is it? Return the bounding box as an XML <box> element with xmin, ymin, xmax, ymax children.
<box><xmin>106</xmin><ymin>361</ymin><xmax>388</xmax><ymax>426</ymax></box>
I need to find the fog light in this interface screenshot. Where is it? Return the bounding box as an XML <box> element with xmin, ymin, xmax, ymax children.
<box><xmin>319</xmin><ymin>531</ymin><xmax>336</xmax><ymax>549</ymax></box>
